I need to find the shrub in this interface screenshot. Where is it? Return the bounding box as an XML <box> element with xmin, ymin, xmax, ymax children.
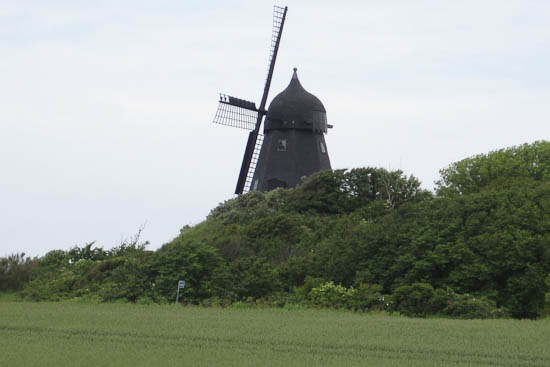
<box><xmin>392</xmin><ymin>283</ymin><xmax>435</xmax><ymax>317</ymax></box>
<box><xmin>302</xmin><ymin>276</ymin><xmax>326</xmax><ymax>297</ymax></box>
<box><xmin>349</xmin><ymin>283</ymin><xmax>389</xmax><ymax>311</ymax></box>
<box><xmin>308</xmin><ymin>281</ymin><xmax>356</xmax><ymax>309</ymax></box>
<box><xmin>442</xmin><ymin>291</ymin><xmax>508</xmax><ymax>319</ymax></box>
<box><xmin>20</xmin><ymin>270</ymin><xmax>80</xmax><ymax>301</ymax></box>
<box><xmin>227</xmin><ymin>257</ymin><xmax>280</xmax><ymax>300</ymax></box>
<box><xmin>0</xmin><ymin>253</ymin><xmax>38</xmax><ymax>291</ymax></box>
<box><xmin>153</xmin><ymin>239</ymin><xmax>229</xmax><ymax>303</ymax></box>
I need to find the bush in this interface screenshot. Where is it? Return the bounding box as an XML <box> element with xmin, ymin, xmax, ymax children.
<box><xmin>20</xmin><ymin>270</ymin><xmax>80</xmax><ymax>301</ymax></box>
<box><xmin>0</xmin><ymin>253</ymin><xmax>38</xmax><ymax>291</ymax></box>
<box><xmin>152</xmin><ymin>239</ymin><xmax>229</xmax><ymax>303</ymax></box>
<box><xmin>392</xmin><ymin>283</ymin><xmax>435</xmax><ymax>317</ymax></box>
<box><xmin>302</xmin><ymin>276</ymin><xmax>325</xmax><ymax>296</ymax></box>
<box><xmin>308</xmin><ymin>281</ymin><xmax>356</xmax><ymax>309</ymax></box>
<box><xmin>442</xmin><ymin>291</ymin><xmax>508</xmax><ymax>319</ymax></box>
<box><xmin>227</xmin><ymin>257</ymin><xmax>280</xmax><ymax>300</ymax></box>
<box><xmin>391</xmin><ymin>285</ymin><xmax>508</xmax><ymax>319</ymax></box>
<box><xmin>349</xmin><ymin>283</ymin><xmax>389</xmax><ymax>311</ymax></box>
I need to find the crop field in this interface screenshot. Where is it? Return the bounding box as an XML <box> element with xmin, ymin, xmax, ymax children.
<box><xmin>1</xmin><ymin>302</ymin><xmax>549</xmax><ymax>367</ymax></box>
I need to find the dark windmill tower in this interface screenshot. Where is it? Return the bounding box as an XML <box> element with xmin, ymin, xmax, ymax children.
<box><xmin>251</xmin><ymin>68</ymin><xmax>331</xmax><ymax>191</ymax></box>
<box><xmin>213</xmin><ymin>6</ymin><xmax>332</xmax><ymax>194</ymax></box>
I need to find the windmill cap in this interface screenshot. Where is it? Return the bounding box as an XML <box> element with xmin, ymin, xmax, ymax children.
<box><xmin>266</xmin><ymin>68</ymin><xmax>327</xmax><ymax>132</ymax></box>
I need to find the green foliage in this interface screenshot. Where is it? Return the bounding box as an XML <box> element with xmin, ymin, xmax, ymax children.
<box><xmin>0</xmin><ymin>253</ymin><xmax>37</xmax><ymax>291</ymax></box>
<box><xmin>391</xmin><ymin>285</ymin><xmax>507</xmax><ymax>319</ymax></box>
<box><xmin>437</xmin><ymin>141</ymin><xmax>550</xmax><ymax>196</ymax></box>
<box><xmin>392</xmin><ymin>283</ymin><xmax>436</xmax><ymax>317</ymax></box>
<box><xmin>345</xmin><ymin>167</ymin><xmax>429</xmax><ymax>209</ymax></box>
<box><xmin>407</xmin><ymin>181</ymin><xmax>550</xmax><ymax>318</ymax></box>
<box><xmin>351</xmin><ymin>283</ymin><xmax>388</xmax><ymax>311</ymax></box>
<box><xmin>302</xmin><ymin>276</ymin><xmax>326</xmax><ymax>296</ymax></box>
<box><xmin>152</xmin><ymin>238</ymin><xmax>229</xmax><ymax>303</ymax></box>
<box><xmin>288</xmin><ymin>170</ymin><xmax>351</xmax><ymax>214</ymax></box>
<box><xmin>207</xmin><ymin>189</ymin><xmax>291</xmax><ymax>225</ymax></box>
<box><xmin>8</xmin><ymin>143</ymin><xmax>550</xmax><ymax>319</ymax></box>
<box><xmin>98</xmin><ymin>253</ymin><xmax>155</xmax><ymax>302</ymax></box>
<box><xmin>441</xmin><ymin>290</ymin><xmax>508</xmax><ymax>319</ymax></box>
<box><xmin>67</xmin><ymin>242</ymin><xmax>107</xmax><ymax>263</ymax></box>
<box><xmin>308</xmin><ymin>281</ymin><xmax>356</xmax><ymax>309</ymax></box>
<box><xmin>227</xmin><ymin>256</ymin><xmax>279</xmax><ymax>300</ymax></box>
<box><xmin>40</xmin><ymin>250</ymin><xmax>69</xmax><ymax>269</ymax></box>
<box><xmin>306</xmin><ymin>282</ymin><xmax>390</xmax><ymax>312</ymax></box>
<box><xmin>287</xmin><ymin>167</ymin><xmax>427</xmax><ymax>214</ymax></box>
<box><xmin>20</xmin><ymin>269</ymin><xmax>81</xmax><ymax>301</ymax></box>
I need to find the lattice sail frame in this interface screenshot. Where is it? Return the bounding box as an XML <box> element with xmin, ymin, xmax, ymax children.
<box><xmin>243</xmin><ymin>133</ymin><xmax>264</xmax><ymax>193</ymax></box>
<box><xmin>213</xmin><ymin>94</ymin><xmax>258</xmax><ymax>131</ymax></box>
<box><xmin>266</xmin><ymin>6</ymin><xmax>286</xmax><ymax>83</ymax></box>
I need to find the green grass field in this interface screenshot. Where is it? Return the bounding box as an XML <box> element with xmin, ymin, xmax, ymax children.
<box><xmin>1</xmin><ymin>302</ymin><xmax>549</xmax><ymax>366</ymax></box>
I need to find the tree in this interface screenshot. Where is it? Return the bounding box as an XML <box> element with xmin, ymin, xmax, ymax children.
<box><xmin>287</xmin><ymin>168</ymin><xmax>427</xmax><ymax>215</ymax></box>
<box><xmin>0</xmin><ymin>253</ymin><xmax>37</xmax><ymax>291</ymax></box>
<box><xmin>152</xmin><ymin>238</ymin><xmax>229</xmax><ymax>303</ymax></box>
<box><xmin>436</xmin><ymin>141</ymin><xmax>550</xmax><ymax>196</ymax></box>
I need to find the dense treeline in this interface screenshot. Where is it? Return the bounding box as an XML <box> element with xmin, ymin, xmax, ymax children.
<box><xmin>2</xmin><ymin>141</ymin><xmax>550</xmax><ymax>318</ymax></box>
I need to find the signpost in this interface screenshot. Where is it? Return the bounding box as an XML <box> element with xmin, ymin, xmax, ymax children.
<box><xmin>175</xmin><ymin>280</ymin><xmax>185</xmax><ymax>303</ymax></box>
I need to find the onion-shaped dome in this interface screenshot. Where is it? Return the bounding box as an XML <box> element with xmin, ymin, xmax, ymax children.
<box><xmin>265</xmin><ymin>68</ymin><xmax>328</xmax><ymax>133</ymax></box>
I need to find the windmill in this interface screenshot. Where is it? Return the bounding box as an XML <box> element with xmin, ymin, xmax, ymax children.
<box><xmin>213</xmin><ymin>5</ymin><xmax>332</xmax><ymax>194</ymax></box>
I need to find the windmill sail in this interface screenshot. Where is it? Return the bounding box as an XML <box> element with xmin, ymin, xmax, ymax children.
<box><xmin>213</xmin><ymin>94</ymin><xmax>258</xmax><ymax>130</ymax></box>
<box><xmin>243</xmin><ymin>133</ymin><xmax>264</xmax><ymax>192</ymax></box>
<box><xmin>266</xmin><ymin>6</ymin><xmax>287</xmax><ymax>86</ymax></box>
<box><xmin>235</xmin><ymin>5</ymin><xmax>288</xmax><ymax>194</ymax></box>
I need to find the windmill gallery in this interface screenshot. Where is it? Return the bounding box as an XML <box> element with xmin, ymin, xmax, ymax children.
<box><xmin>213</xmin><ymin>6</ymin><xmax>332</xmax><ymax>194</ymax></box>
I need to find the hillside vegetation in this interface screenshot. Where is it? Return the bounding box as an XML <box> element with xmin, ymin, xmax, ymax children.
<box><xmin>2</xmin><ymin>141</ymin><xmax>550</xmax><ymax>319</ymax></box>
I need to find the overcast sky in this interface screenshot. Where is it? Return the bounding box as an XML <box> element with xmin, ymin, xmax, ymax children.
<box><xmin>2</xmin><ymin>0</ymin><xmax>549</xmax><ymax>257</ymax></box>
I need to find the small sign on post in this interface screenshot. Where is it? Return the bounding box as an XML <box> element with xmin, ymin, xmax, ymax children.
<box><xmin>175</xmin><ymin>280</ymin><xmax>185</xmax><ymax>303</ymax></box>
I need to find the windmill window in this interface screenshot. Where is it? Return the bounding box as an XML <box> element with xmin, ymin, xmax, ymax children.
<box><xmin>277</xmin><ymin>139</ymin><xmax>287</xmax><ymax>151</ymax></box>
<box><xmin>320</xmin><ymin>141</ymin><xmax>327</xmax><ymax>153</ymax></box>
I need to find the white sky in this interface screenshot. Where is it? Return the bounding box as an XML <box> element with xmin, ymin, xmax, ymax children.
<box><xmin>1</xmin><ymin>0</ymin><xmax>549</xmax><ymax>257</ymax></box>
